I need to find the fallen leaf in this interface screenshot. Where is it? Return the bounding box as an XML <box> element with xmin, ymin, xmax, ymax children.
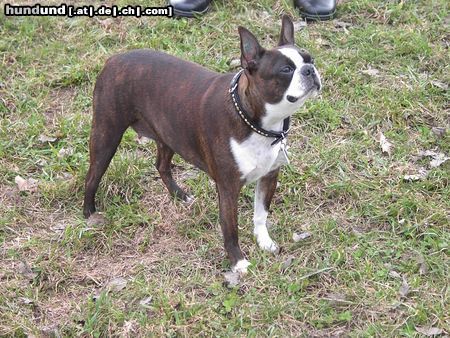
<box><xmin>415</xmin><ymin>326</ymin><xmax>443</xmax><ymax>336</ymax></box>
<box><xmin>180</xmin><ymin>169</ymin><xmax>199</xmax><ymax>181</ymax></box>
<box><xmin>51</xmin><ymin>222</ymin><xmax>67</xmax><ymax>233</ymax></box>
<box><xmin>389</xmin><ymin>270</ymin><xmax>402</xmax><ymax>279</ymax></box>
<box><xmin>17</xmin><ymin>261</ymin><xmax>37</xmax><ymax>280</ymax></box>
<box><xmin>136</xmin><ymin>136</ymin><xmax>151</xmax><ymax>145</ymax></box>
<box><xmin>35</xmin><ymin>159</ymin><xmax>48</xmax><ymax>167</ymax></box>
<box><xmin>57</xmin><ymin>172</ymin><xmax>74</xmax><ymax>180</ymax></box>
<box><xmin>361</xmin><ymin>68</ymin><xmax>380</xmax><ymax>77</ymax></box>
<box><xmin>377</xmin><ymin>132</ymin><xmax>393</xmax><ymax>156</ymax></box>
<box><xmin>18</xmin><ymin>297</ymin><xmax>34</xmax><ymax>305</ymax></box>
<box><xmin>139</xmin><ymin>296</ymin><xmax>152</xmax><ymax>307</ymax></box>
<box><xmin>229</xmin><ymin>58</ymin><xmax>241</xmax><ymax>69</ymax></box>
<box><xmin>223</xmin><ymin>271</ymin><xmax>240</xmax><ymax>288</ymax></box>
<box><xmin>418</xmin><ymin>150</ymin><xmax>438</xmax><ymax>158</ymax></box>
<box><xmin>403</xmin><ymin>168</ymin><xmax>428</xmax><ymax>182</ymax></box>
<box><xmin>87</xmin><ymin>213</ymin><xmax>107</xmax><ymax>227</ymax></box>
<box><xmin>399</xmin><ymin>278</ymin><xmax>410</xmax><ymax>298</ymax></box>
<box><xmin>57</xmin><ymin>147</ymin><xmax>73</xmax><ymax>158</ymax></box>
<box><xmin>419</xmin><ymin>263</ymin><xmax>428</xmax><ymax>276</ymax></box>
<box><xmin>40</xmin><ymin>325</ymin><xmax>60</xmax><ymax>338</ymax></box>
<box><xmin>325</xmin><ymin>292</ymin><xmax>348</xmax><ymax>305</ymax></box>
<box><xmin>98</xmin><ymin>18</ymin><xmax>114</xmax><ymax>30</ymax></box>
<box><xmin>403</xmin><ymin>175</ymin><xmax>422</xmax><ymax>182</ymax></box>
<box><xmin>331</xmin><ymin>329</ymin><xmax>346</xmax><ymax>336</ymax></box>
<box><xmin>417</xmin><ymin>256</ymin><xmax>428</xmax><ymax>275</ymax></box>
<box><xmin>122</xmin><ymin>320</ymin><xmax>137</xmax><ymax>336</ymax></box>
<box><xmin>335</xmin><ymin>21</ymin><xmax>352</xmax><ymax>29</ymax></box>
<box><xmin>293</xmin><ymin>20</ymin><xmax>307</xmax><ymax>32</ymax></box>
<box><xmin>430</xmin><ymin>80</ymin><xmax>448</xmax><ymax>90</ymax></box>
<box><xmin>14</xmin><ymin>176</ymin><xmax>27</xmax><ymax>191</ymax></box>
<box><xmin>316</xmin><ymin>37</ymin><xmax>331</xmax><ymax>47</ymax></box>
<box><xmin>105</xmin><ymin>277</ymin><xmax>127</xmax><ymax>292</ymax></box>
<box><xmin>38</xmin><ymin>134</ymin><xmax>57</xmax><ymax>143</ymax></box>
<box><xmin>293</xmin><ymin>232</ymin><xmax>311</xmax><ymax>242</ymax></box>
<box><xmin>418</xmin><ymin>150</ymin><xmax>449</xmax><ymax>168</ymax></box>
<box><xmin>341</xmin><ymin>115</ymin><xmax>351</xmax><ymax>125</ymax></box>
<box><xmin>430</xmin><ymin>155</ymin><xmax>449</xmax><ymax>168</ymax></box>
<box><xmin>281</xmin><ymin>256</ymin><xmax>294</xmax><ymax>272</ymax></box>
<box><xmin>14</xmin><ymin>176</ymin><xmax>38</xmax><ymax>192</ymax></box>
<box><xmin>431</xmin><ymin>127</ymin><xmax>446</xmax><ymax>138</ymax></box>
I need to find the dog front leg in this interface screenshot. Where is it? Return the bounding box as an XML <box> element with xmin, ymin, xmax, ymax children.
<box><xmin>217</xmin><ymin>182</ymin><xmax>250</xmax><ymax>274</ymax></box>
<box><xmin>254</xmin><ymin>169</ymin><xmax>280</xmax><ymax>253</ymax></box>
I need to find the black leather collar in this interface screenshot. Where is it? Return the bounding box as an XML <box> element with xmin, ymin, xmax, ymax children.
<box><xmin>229</xmin><ymin>69</ymin><xmax>290</xmax><ymax>146</ymax></box>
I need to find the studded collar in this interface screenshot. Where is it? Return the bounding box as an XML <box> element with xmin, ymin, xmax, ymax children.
<box><xmin>229</xmin><ymin>69</ymin><xmax>290</xmax><ymax>146</ymax></box>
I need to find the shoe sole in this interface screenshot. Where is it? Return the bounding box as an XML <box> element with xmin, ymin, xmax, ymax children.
<box><xmin>173</xmin><ymin>5</ymin><xmax>209</xmax><ymax>18</ymax></box>
<box><xmin>298</xmin><ymin>9</ymin><xmax>336</xmax><ymax>21</ymax></box>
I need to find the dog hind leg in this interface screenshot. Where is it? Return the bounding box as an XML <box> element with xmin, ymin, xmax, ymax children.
<box><xmin>83</xmin><ymin>120</ymin><xmax>128</xmax><ymax>218</ymax></box>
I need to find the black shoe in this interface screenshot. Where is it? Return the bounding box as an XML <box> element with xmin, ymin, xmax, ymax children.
<box><xmin>293</xmin><ymin>0</ymin><xmax>336</xmax><ymax>21</ymax></box>
<box><xmin>169</xmin><ymin>0</ymin><xmax>211</xmax><ymax>17</ymax></box>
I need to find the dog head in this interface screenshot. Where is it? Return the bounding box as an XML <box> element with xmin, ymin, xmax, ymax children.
<box><xmin>238</xmin><ymin>15</ymin><xmax>321</xmax><ymax>124</ymax></box>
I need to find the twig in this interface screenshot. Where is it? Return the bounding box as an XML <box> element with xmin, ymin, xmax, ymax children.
<box><xmin>298</xmin><ymin>267</ymin><xmax>334</xmax><ymax>280</ymax></box>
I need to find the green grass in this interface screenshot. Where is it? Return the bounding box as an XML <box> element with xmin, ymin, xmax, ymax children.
<box><xmin>1</xmin><ymin>0</ymin><xmax>449</xmax><ymax>336</ymax></box>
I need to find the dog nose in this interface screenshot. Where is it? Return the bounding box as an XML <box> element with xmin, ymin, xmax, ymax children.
<box><xmin>314</xmin><ymin>78</ymin><xmax>321</xmax><ymax>91</ymax></box>
<box><xmin>301</xmin><ymin>64</ymin><xmax>315</xmax><ymax>77</ymax></box>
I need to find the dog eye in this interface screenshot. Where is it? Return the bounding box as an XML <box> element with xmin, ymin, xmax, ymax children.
<box><xmin>280</xmin><ymin>65</ymin><xmax>294</xmax><ymax>74</ymax></box>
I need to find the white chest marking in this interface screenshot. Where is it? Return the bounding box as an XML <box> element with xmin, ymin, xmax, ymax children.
<box><xmin>230</xmin><ymin>133</ymin><xmax>285</xmax><ymax>183</ymax></box>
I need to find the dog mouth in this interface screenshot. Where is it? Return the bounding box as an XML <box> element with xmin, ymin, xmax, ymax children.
<box><xmin>287</xmin><ymin>84</ymin><xmax>321</xmax><ymax>103</ymax></box>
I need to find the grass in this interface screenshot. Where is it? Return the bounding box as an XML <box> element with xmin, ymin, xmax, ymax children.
<box><xmin>0</xmin><ymin>0</ymin><xmax>449</xmax><ymax>336</ymax></box>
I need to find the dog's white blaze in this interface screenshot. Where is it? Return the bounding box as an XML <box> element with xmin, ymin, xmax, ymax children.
<box><xmin>253</xmin><ymin>180</ymin><xmax>278</xmax><ymax>252</ymax></box>
<box><xmin>264</xmin><ymin>48</ymin><xmax>305</xmax><ymax>125</ymax></box>
<box><xmin>279</xmin><ymin>47</ymin><xmax>305</xmax><ymax>98</ymax></box>
<box><xmin>263</xmin><ymin>47</ymin><xmax>321</xmax><ymax>126</ymax></box>
<box><xmin>232</xmin><ymin>259</ymin><xmax>251</xmax><ymax>274</ymax></box>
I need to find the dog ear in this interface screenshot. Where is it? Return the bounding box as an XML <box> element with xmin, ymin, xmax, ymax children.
<box><xmin>238</xmin><ymin>26</ymin><xmax>263</xmax><ymax>72</ymax></box>
<box><xmin>278</xmin><ymin>14</ymin><xmax>295</xmax><ymax>46</ymax></box>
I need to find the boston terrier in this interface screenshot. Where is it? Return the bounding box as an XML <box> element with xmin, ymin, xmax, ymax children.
<box><xmin>83</xmin><ymin>15</ymin><xmax>321</xmax><ymax>274</ymax></box>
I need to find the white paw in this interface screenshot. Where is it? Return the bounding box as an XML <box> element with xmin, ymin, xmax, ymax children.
<box><xmin>232</xmin><ymin>259</ymin><xmax>251</xmax><ymax>275</ymax></box>
<box><xmin>256</xmin><ymin>233</ymin><xmax>279</xmax><ymax>253</ymax></box>
<box><xmin>183</xmin><ymin>194</ymin><xmax>195</xmax><ymax>204</ymax></box>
